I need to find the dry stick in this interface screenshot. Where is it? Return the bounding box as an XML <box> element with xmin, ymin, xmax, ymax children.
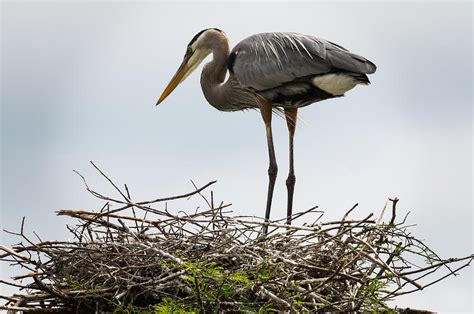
<box><xmin>385</xmin><ymin>258</ymin><xmax>471</xmax><ymax>300</ymax></box>
<box><xmin>124</xmin><ymin>184</ymin><xmax>140</xmax><ymax>232</ymax></box>
<box><xmin>389</xmin><ymin>197</ymin><xmax>399</xmax><ymax>225</ymax></box>
<box><xmin>73</xmin><ymin>170</ymin><xmax>121</xmax><ymax>204</ymax></box>
<box><xmin>0</xmin><ymin>279</ymin><xmax>30</xmax><ymax>289</ymax></box>
<box><xmin>56</xmin><ymin>212</ymin><xmax>128</xmax><ymax>233</ymax></box>
<box><xmin>0</xmin><ymin>305</ymin><xmax>62</xmax><ymax>312</ymax></box>
<box><xmin>339</xmin><ymin>203</ymin><xmax>359</xmax><ymax>232</ymax></box>
<box><xmin>73</xmin><ymin>167</ymin><xmax>217</xmax><ymax>219</ymax></box>
<box><xmin>294</xmin><ymin>264</ymin><xmax>345</xmax><ymax>298</ymax></box>
<box><xmin>273</xmin><ymin>205</ymin><xmax>321</xmax><ymax>223</ymax></box>
<box><xmin>57</xmin><ymin>210</ymin><xmax>157</xmax><ymax>233</ymax></box>
<box><xmin>375</xmin><ymin>199</ymin><xmax>402</xmax><ymax>280</ymax></box>
<box><xmin>0</xmin><ymin>295</ymin><xmax>17</xmax><ymax>303</ymax></box>
<box><xmin>377</xmin><ymin>199</ymin><xmax>389</xmax><ymax>225</ymax></box>
<box><xmin>190</xmin><ymin>179</ymin><xmax>212</xmax><ymax>209</ymax></box>
<box><xmin>33</xmin><ymin>276</ymin><xmax>73</xmax><ymax>305</ymax></box>
<box><xmin>392</xmin><ymin>261</ymin><xmax>473</xmax><ymax>298</ymax></box>
<box><xmin>2</xmin><ymin>218</ymin><xmax>42</xmax><ymax>260</ymax></box>
<box><xmin>193</xmin><ymin>276</ymin><xmax>205</xmax><ymax>313</ymax></box>
<box><xmin>398</xmin><ymin>254</ymin><xmax>474</xmax><ymax>277</ymax></box>
<box><xmin>376</xmin><ymin>242</ymin><xmax>402</xmax><ymax>278</ymax></box>
<box><xmin>2</xmin><ymin>168</ymin><xmax>473</xmax><ymax>312</ymax></box>
<box><xmin>256</xmin><ymin>285</ymin><xmax>291</xmax><ymax>309</ymax></box>
<box><xmin>89</xmin><ymin>161</ymin><xmax>129</xmax><ymax>202</ymax></box>
<box><xmin>137</xmin><ymin>180</ymin><xmax>217</xmax><ymax>205</ymax></box>
<box><xmin>351</xmin><ymin>236</ymin><xmax>422</xmax><ymax>290</ymax></box>
<box><xmin>0</xmin><ymin>244</ymin><xmax>35</xmax><ymax>264</ymax></box>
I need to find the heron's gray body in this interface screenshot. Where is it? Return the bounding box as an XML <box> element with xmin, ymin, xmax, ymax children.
<box><xmin>157</xmin><ymin>28</ymin><xmax>377</xmax><ymax>233</ymax></box>
<box><xmin>210</xmin><ymin>32</ymin><xmax>376</xmax><ymax>111</ymax></box>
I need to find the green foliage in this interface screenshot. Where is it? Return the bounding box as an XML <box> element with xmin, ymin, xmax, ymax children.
<box><xmin>111</xmin><ymin>298</ymin><xmax>198</xmax><ymax>313</ymax></box>
<box><xmin>359</xmin><ymin>278</ymin><xmax>392</xmax><ymax>312</ymax></box>
<box><xmin>63</xmin><ymin>254</ymin><xmax>396</xmax><ymax>312</ymax></box>
<box><xmin>164</xmin><ymin>258</ymin><xmax>291</xmax><ymax>311</ymax></box>
<box><xmin>257</xmin><ymin>303</ymin><xmax>279</xmax><ymax>313</ymax></box>
<box><xmin>153</xmin><ymin>297</ymin><xmax>197</xmax><ymax>314</ymax></box>
<box><xmin>65</xmin><ymin>274</ymin><xmax>104</xmax><ymax>296</ymax></box>
<box><xmin>182</xmin><ymin>260</ymin><xmax>233</xmax><ymax>302</ymax></box>
<box><xmin>250</xmin><ymin>259</ymin><xmax>283</xmax><ymax>284</ymax></box>
<box><xmin>229</xmin><ymin>271</ymin><xmax>251</xmax><ymax>286</ymax></box>
<box><xmin>113</xmin><ymin>304</ymin><xmax>155</xmax><ymax>314</ymax></box>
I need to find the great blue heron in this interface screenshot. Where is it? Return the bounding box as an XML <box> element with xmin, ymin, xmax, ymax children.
<box><xmin>156</xmin><ymin>28</ymin><xmax>376</xmax><ymax>233</ymax></box>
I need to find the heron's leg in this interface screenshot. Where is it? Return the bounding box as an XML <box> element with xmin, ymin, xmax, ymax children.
<box><xmin>284</xmin><ymin>108</ymin><xmax>298</xmax><ymax>225</ymax></box>
<box><xmin>258</xmin><ymin>99</ymin><xmax>278</xmax><ymax>234</ymax></box>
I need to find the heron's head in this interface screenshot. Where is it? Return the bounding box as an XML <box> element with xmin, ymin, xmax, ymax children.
<box><xmin>156</xmin><ymin>28</ymin><xmax>224</xmax><ymax>105</ymax></box>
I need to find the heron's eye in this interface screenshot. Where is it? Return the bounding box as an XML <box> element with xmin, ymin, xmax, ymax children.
<box><xmin>186</xmin><ymin>46</ymin><xmax>193</xmax><ymax>55</ymax></box>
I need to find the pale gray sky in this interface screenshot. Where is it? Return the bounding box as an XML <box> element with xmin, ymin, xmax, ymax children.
<box><xmin>1</xmin><ymin>1</ymin><xmax>472</xmax><ymax>312</ymax></box>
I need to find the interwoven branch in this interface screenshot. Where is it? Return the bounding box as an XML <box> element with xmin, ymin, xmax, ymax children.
<box><xmin>1</xmin><ymin>163</ymin><xmax>472</xmax><ymax>312</ymax></box>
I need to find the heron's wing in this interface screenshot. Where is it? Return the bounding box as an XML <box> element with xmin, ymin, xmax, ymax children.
<box><xmin>229</xmin><ymin>32</ymin><xmax>376</xmax><ymax>90</ymax></box>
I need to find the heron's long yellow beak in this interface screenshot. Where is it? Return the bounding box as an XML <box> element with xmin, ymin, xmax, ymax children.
<box><xmin>156</xmin><ymin>61</ymin><xmax>190</xmax><ymax>106</ymax></box>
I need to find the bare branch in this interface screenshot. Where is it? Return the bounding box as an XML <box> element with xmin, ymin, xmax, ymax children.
<box><xmin>1</xmin><ymin>165</ymin><xmax>471</xmax><ymax>312</ymax></box>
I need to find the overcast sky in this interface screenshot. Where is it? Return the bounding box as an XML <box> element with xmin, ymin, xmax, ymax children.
<box><xmin>1</xmin><ymin>1</ymin><xmax>472</xmax><ymax>312</ymax></box>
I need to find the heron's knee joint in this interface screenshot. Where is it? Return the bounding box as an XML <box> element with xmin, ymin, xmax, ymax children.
<box><xmin>268</xmin><ymin>164</ymin><xmax>278</xmax><ymax>177</ymax></box>
<box><xmin>286</xmin><ymin>174</ymin><xmax>296</xmax><ymax>186</ymax></box>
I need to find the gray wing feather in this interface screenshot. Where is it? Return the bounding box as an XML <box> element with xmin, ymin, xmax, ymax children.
<box><xmin>231</xmin><ymin>32</ymin><xmax>376</xmax><ymax>90</ymax></box>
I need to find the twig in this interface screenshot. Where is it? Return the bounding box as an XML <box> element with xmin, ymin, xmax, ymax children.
<box><xmin>1</xmin><ymin>164</ymin><xmax>472</xmax><ymax>312</ymax></box>
<box><xmin>389</xmin><ymin>197</ymin><xmax>399</xmax><ymax>225</ymax></box>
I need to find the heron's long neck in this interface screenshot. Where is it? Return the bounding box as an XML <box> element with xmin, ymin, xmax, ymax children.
<box><xmin>200</xmin><ymin>34</ymin><xmax>230</xmax><ymax>109</ymax></box>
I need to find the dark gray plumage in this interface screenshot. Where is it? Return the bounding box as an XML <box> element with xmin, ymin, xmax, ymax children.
<box><xmin>231</xmin><ymin>33</ymin><xmax>375</xmax><ymax>88</ymax></box>
<box><xmin>157</xmin><ymin>29</ymin><xmax>377</xmax><ymax>234</ymax></box>
<box><xmin>229</xmin><ymin>32</ymin><xmax>376</xmax><ymax>108</ymax></box>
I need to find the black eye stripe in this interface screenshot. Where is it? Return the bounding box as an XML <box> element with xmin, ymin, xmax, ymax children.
<box><xmin>188</xmin><ymin>28</ymin><xmax>223</xmax><ymax>46</ymax></box>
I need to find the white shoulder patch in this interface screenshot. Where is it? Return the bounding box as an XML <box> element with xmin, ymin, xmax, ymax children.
<box><xmin>312</xmin><ymin>74</ymin><xmax>359</xmax><ymax>96</ymax></box>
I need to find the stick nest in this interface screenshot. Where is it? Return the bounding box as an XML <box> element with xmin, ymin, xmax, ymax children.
<box><xmin>1</xmin><ymin>163</ymin><xmax>472</xmax><ymax>313</ymax></box>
